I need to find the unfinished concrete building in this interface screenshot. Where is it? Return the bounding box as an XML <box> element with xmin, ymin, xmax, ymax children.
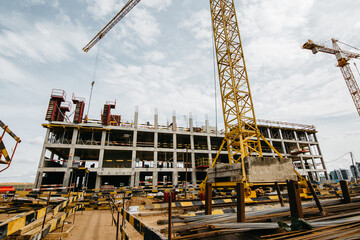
<box><xmin>34</xmin><ymin>90</ymin><xmax>328</xmax><ymax>189</ymax></box>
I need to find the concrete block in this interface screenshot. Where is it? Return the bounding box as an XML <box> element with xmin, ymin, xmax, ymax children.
<box><xmin>207</xmin><ymin>157</ymin><xmax>297</xmax><ymax>183</ymax></box>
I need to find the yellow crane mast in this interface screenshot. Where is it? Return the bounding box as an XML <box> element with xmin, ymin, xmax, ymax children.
<box><xmin>208</xmin><ymin>0</ymin><xmax>282</xmax><ymax>182</ymax></box>
<box><xmin>303</xmin><ymin>39</ymin><xmax>360</xmax><ymax>117</ymax></box>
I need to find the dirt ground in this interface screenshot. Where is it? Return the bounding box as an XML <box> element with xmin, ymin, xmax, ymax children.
<box><xmin>63</xmin><ymin>210</ymin><xmax>165</xmax><ymax>240</ymax></box>
<box><xmin>64</xmin><ymin>211</ymin><xmax>117</xmax><ymax>240</ymax></box>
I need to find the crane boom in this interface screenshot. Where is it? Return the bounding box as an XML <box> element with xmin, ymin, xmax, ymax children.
<box><xmin>82</xmin><ymin>0</ymin><xmax>141</xmax><ymax>52</ymax></box>
<box><xmin>303</xmin><ymin>39</ymin><xmax>360</xmax><ymax>59</ymax></box>
<box><xmin>303</xmin><ymin>39</ymin><xmax>360</xmax><ymax>117</ymax></box>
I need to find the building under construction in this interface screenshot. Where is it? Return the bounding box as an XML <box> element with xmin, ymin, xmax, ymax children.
<box><xmin>34</xmin><ymin>89</ymin><xmax>328</xmax><ymax>189</ymax></box>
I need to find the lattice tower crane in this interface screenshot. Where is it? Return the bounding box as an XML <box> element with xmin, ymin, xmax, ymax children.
<box><xmin>303</xmin><ymin>39</ymin><xmax>360</xmax><ymax>117</ymax></box>
<box><xmin>83</xmin><ymin>0</ymin><xmax>284</xmax><ymax>184</ymax></box>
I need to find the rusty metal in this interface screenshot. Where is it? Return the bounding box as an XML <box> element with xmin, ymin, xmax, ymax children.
<box><xmin>205</xmin><ymin>183</ymin><xmax>212</xmax><ymax>215</ymax></box>
<box><xmin>168</xmin><ymin>192</ymin><xmax>172</xmax><ymax>240</ymax></box>
<box><xmin>340</xmin><ymin>180</ymin><xmax>352</xmax><ymax>203</ymax></box>
<box><xmin>287</xmin><ymin>180</ymin><xmax>303</xmax><ymax>218</ymax></box>
<box><xmin>306</xmin><ymin>180</ymin><xmax>326</xmax><ymax>216</ymax></box>
<box><xmin>275</xmin><ymin>182</ymin><xmax>285</xmax><ymax>207</ymax></box>
<box><xmin>236</xmin><ymin>183</ymin><xmax>245</xmax><ymax>222</ymax></box>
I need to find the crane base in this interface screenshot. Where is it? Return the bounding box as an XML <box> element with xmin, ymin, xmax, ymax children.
<box><xmin>207</xmin><ymin>157</ymin><xmax>297</xmax><ymax>183</ymax></box>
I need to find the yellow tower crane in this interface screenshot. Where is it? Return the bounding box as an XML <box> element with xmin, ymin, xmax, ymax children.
<box><xmin>83</xmin><ymin>0</ymin><xmax>292</xmax><ymax>191</ymax></box>
<box><xmin>303</xmin><ymin>39</ymin><xmax>360</xmax><ymax>117</ymax></box>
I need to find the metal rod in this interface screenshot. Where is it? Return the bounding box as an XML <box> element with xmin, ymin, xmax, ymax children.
<box><xmin>350</xmin><ymin>152</ymin><xmax>358</xmax><ymax>181</ymax></box>
<box><xmin>168</xmin><ymin>192</ymin><xmax>172</xmax><ymax>240</ymax></box>
<box><xmin>236</xmin><ymin>182</ymin><xmax>245</xmax><ymax>222</ymax></box>
<box><xmin>306</xmin><ymin>180</ymin><xmax>326</xmax><ymax>216</ymax></box>
<box><xmin>340</xmin><ymin>180</ymin><xmax>352</xmax><ymax>203</ymax></box>
<box><xmin>275</xmin><ymin>182</ymin><xmax>285</xmax><ymax>207</ymax></box>
<box><xmin>73</xmin><ymin>192</ymin><xmax>79</xmax><ymax>224</ymax></box>
<box><xmin>287</xmin><ymin>180</ymin><xmax>303</xmax><ymax>218</ymax></box>
<box><xmin>185</xmin><ymin>146</ymin><xmax>189</xmax><ymax>199</ymax></box>
<box><xmin>41</xmin><ymin>191</ymin><xmax>51</xmax><ymax>236</ymax></box>
<box><xmin>116</xmin><ymin>211</ymin><xmax>120</xmax><ymax>240</ymax></box>
<box><xmin>205</xmin><ymin>183</ymin><xmax>212</xmax><ymax>215</ymax></box>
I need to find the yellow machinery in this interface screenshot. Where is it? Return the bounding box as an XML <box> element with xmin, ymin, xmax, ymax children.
<box><xmin>0</xmin><ymin>120</ymin><xmax>21</xmax><ymax>172</ymax></box>
<box><xmin>83</xmin><ymin>0</ymin><xmax>305</xmax><ymax>196</ymax></box>
<box><xmin>303</xmin><ymin>39</ymin><xmax>360</xmax><ymax>117</ymax></box>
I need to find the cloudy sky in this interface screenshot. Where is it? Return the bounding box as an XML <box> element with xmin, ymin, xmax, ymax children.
<box><xmin>1</xmin><ymin>0</ymin><xmax>360</xmax><ymax>183</ymax></box>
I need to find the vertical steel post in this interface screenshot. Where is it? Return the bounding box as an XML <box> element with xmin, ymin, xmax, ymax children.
<box><xmin>340</xmin><ymin>180</ymin><xmax>352</xmax><ymax>203</ymax></box>
<box><xmin>306</xmin><ymin>180</ymin><xmax>326</xmax><ymax>215</ymax></box>
<box><xmin>116</xmin><ymin>211</ymin><xmax>120</xmax><ymax>240</ymax></box>
<box><xmin>236</xmin><ymin>183</ymin><xmax>245</xmax><ymax>222</ymax></box>
<box><xmin>73</xmin><ymin>191</ymin><xmax>79</xmax><ymax>224</ymax></box>
<box><xmin>185</xmin><ymin>146</ymin><xmax>189</xmax><ymax>199</ymax></box>
<box><xmin>275</xmin><ymin>182</ymin><xmax>285</xmax><ymax>207</ymax></box>
<box><xmin>205</xmin><ymin>183</ymin><xmax>212</xmax><ymax>215</ymax></box>
<box><xmin>350</xmin><ymin>152</ymin><xmax>358</xmax><ymax>181</ymax></box>
<box><xmin>41</xmin><ymin>191</ymin><xmax>51</xmax><ymax>231</ymax></box>
<box><xmin>287</xmin><ymin>180</ymin><xmax>303</xmax><ymax>218</ymax></box>
<box><xmin>168</xmin><ymin>192</ymin><xmax>172</xmax><ymax>240</ymax></box>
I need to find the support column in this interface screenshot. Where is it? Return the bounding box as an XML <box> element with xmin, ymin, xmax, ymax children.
<box><xmin>207</xmin><ymin>135</ymin><xmax>212</xmax><ymax>166</ymax></box>
<box><xmin>287</xmin><ymin>180</ymin><xmax>303</xmax><ymax>219</ymax></box>
<box><xmin>62</xmin><ymin>128</ymin><xmax>78</xmax><ymax>187</ymax></box>
<box><xmin>131</xmin><ymin>110</ymin><xmax>138</xmax><ymax>187</ymax></box>
<box><xmin>267</xmin><ymin>127</ymin><xmax>275</xmax><ymax>157</ymax></box>
<box><xmin>153</xmin><ymin>111</ymin><xmax>159</xmax><ymax>189</ymax></box>
<box><xmin>35</xmin><ymin>128</ymin><xmax>51</xmax><ymax>188</ymax></box>
<box><xmin>205</xmin><ymin>118</ymin><xmax>209</xmax><ymax>133</ymax></box>
<box><xmin>190</xmin><ymin>132</ymin><xmax>196</xmax><ymax>186</ymax></box>
<box><xmin>278</xmin><ymin>129</ymin><xmax>286</xmax><ymax>155</ymax></box>
<box><xmin>95</xmin><ymin>130</ymin><xmax>107</xmax><ymax>189</ymax></box>
<box><xmin>37</xmin><ymin>128</ymin><xmax>51</xmax><ymax>169</ymax></box>
<box><xmin>134</xmin><ymin>171</ymin><xmax>140</xmax><ymax>187</ymax></box>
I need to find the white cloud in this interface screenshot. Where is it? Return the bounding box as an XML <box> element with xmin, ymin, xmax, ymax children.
<box><xmin>142</xmin><ymin>0</ymin><xmax>172</xmax><ymax>12</ymax></box>
<box><xmin>85</xmin><ymin>0</ymin><xmax>124</xmax><ymax>20</ymax></box>
<box><xmin>0</xmin><ymin>13</ymin><xmax>88</xmax><ymax>63</ymax></box>
<box><xmin>143</xmin><ymin>50</ymin><xmax>165</xmax><ymax>62</ymax></box>
<box><xmin>180</xmin><ymin>9</ymin><xmax>212</xmax><ymax>49</ymax></box>
<box><xmin>0</xmin><ymin>57</ymin><xmax>27</xmax><ymax>84</ymax></box>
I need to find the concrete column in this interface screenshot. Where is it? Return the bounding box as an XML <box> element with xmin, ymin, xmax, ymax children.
<box><xmin>278</xmin><ymin>129</ymin><xmax>286</xmax><ymax>155</ymax></box>
<box><xmin>38</xmin><ymin>128</ymin><xmax>51</xmax><ymax>169</ymax></box>
<box><xmin>130</xmin><ymin>173</ymin><xmax>135</xmax><ymax>188</ymax></box>
<box><xmin>154</xmin><ymin>109</ymin><xmax>158</xmax><ymax>130</ymax></box>
<box><xmin>152</xmin><ymin>170</ymin><xmax>158</xmax><ymax>189</ymax></box>
<box><xmin>189</xmin><ymin>116</ymin><xmax>193</xmax><ymax>132</ymax></box>
<box><xmin>293</xmin><ymin>131</ymin><xmax>298</xmax><ymax>141</ymax></box>
<box><xmin>190</xmin><ymin>133</ymin><xmax>196</xmax><ymax>185</ymax></box>
<box><xmin>205</xmin><ymin>119</ymin><xmax>209</xmax><ymax>133</ymax></box>
<box><xmin>95</xmin><ymin>130</ymin><xmax>107</xmax><ymax>189</ymax></box>
<box><xmin>173</xmin><ymin>133</ymin><xmax>177</xmax><ymax>167</ymax></box>
<box><xmin>172</xmin><ymin>114</ymin><xmax>176</xmax><ymax>131</ymax></box>
<box><xmin>173</xmin><ymin>171</ymin><xmax>178</xmax><ymax>187</ymax></box>
<box><xmin>95</xmin><ymin>175</ymin><xmax>101</xmax><ymax>189</ymax></box>
<box><xmin>207</xmin><ymin>135</ymin><xmax>212</xmax><ymax>166</ymax></box>
<box><xmin>62</xmin><ymin>128</ymin><xmax>78</xmax><ymax>187</ymax></box>
<box><xmin>134</xmin><ymin>107</ymin><xmax>139</xmax><ymax>128</ymax></box>
<box><xmin>135</xmin><ymin>171</ymin><xmax>140</xmax><ymax>186</ymax></box>
<box><xmin>153</xmin><ymin>111</ymin><xmax>158</xmax><ymax>189</ymax></box>
<box><xmin>35</xmin><ymin>171</ymin><xmax>43</xmax><ymax>188</ymax></box>
<box><xmin>267</xmin><ymin>127</ymin><xmax>275</xmax><ymax>156</ymax></box>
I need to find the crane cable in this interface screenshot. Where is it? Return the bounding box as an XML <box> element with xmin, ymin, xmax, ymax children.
<box><xmin>211</xmin><ymin>15</ymin><xmax>218</xmax><ymax>137</ymax></box>
<box><xmin>337</xmin><ymin>40</ymin><xmax>360</xmax><ymax>52</ymax></box>
<box><xmin>327</xmin><ymin>152</ymin><xmax>351</xmax><ymax>163</ymax></box>
<box><xmin>86</xmin><ymin>41</ymin><xmax>102</xmax><ymax>118</ymax></box>
<box><xmin>354</xmin><ymin>62</ymin><xmax>360</xmax><ymax>78</ymax></box>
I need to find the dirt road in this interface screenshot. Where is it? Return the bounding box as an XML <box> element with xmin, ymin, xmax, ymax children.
<box><xmin>65</xmin><ymin>210</ymin><xmax>115</xmax><ymax>240</ymax></box>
